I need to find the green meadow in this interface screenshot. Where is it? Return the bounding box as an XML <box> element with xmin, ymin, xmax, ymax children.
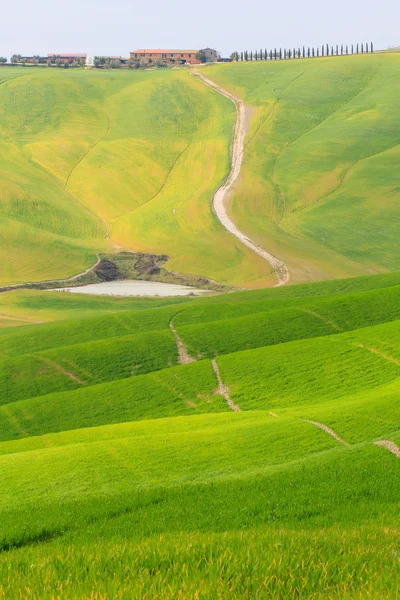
<box><xmin>1</xmin><ymin>54</ymin><xmax>400</xmax><ymax>598</ymax></box>
<box><xmin>204</xmin><ymin>53</ymin><xmax>400</xmax><ymax>284</ymax></box>
<box><xmin>1</xmin><ymin>270</ymin><xmax>400</xmax><ymax>597</ymax></box>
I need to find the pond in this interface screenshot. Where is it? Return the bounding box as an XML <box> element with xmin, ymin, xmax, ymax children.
<box><xmin>51</xmin><ymin>280</ymin><xmax>211</xmax><ymax>297</ymax></box>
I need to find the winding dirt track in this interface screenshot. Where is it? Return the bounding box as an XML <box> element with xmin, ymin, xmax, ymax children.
<box><xmin>193</xmin><ymin>70</ymin><xmax>289</xmax><ymax>287</ymax></box>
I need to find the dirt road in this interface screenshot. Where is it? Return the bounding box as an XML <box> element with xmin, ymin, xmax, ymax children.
<box><xmin>193</xmin><ymin>70</ymin><xmax>289</xmax><ymax>287</ymax></box>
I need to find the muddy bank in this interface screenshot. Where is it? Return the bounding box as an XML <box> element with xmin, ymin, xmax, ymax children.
<box><xmin>0</xmin><ymin>252</ymin><xmax>234</xmax><ymax>294</ymax></box>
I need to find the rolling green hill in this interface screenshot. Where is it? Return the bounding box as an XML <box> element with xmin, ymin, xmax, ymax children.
<box><xmin>203</xmin><ymin>53</ymin><xmax>400</xmax><ymax>284</ymax></box>
<box><xmin>1</xmin><ymin>270</ymin><xmax>400</xmax><ymax>597</ymax></box>
<box><xmin>0</xmin><ymin>67</ymin><xmax>271</xmax><ymax>289</ymax></box>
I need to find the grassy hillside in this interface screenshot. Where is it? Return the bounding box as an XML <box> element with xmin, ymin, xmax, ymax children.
<box><xmin>1</xmin><ymin>67</ymin><xmax>271</xmax><ymax>289</ymax></box>
<box><xmin>1</xmin><ymin>58</ymin><xmax>400</xmax><ymax>596</ymax></box>
<box><xmin>203</xmin><ymin>54</ymin><xmax>400</xmax><ymax>284</ymax></box>
<box><xmin>1</xmin><ymin>272</ymin><xmax>400</xmax><ymax>596</ymax></box>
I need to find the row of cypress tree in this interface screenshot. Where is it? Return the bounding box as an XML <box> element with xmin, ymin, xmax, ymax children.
<box><xmin>233</xmin><ymin>43</ymin><xmax>374</xmax><ymax>62</ymax></box>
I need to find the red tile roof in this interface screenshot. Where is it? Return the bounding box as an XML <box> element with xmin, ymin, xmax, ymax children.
<box><xmin>131</xmin><ymin>49</ymin><xmax>199</xmax><ymax>54</ymax></box>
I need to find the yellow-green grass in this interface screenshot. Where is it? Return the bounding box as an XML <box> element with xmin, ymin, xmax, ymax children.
<box><xmin>1</xmin><ymin>316</ymin><xmax>399</xmax><ymax>441</ymax></box>
<box><xmin>1</xmin><ymin>269</ymin><xmax>400</xmax><ymax>596</ymax></box>
<box><xmin>1</xmin><ymin>67</ymin><xmax>272</xmax><ymax>289</ymax></box>
<box><xmin>0</xmin><ymin>410</ymin><xmax>399</xmax><ymax>597</ymax></box>
<box><xmin>0</xmin><ymin>328</ymin><xmax>179</xmax><ymax>405</ymax></box>
<box><xmin>2</xmin><ymin>282</ymin><xmax>399</xmax><ymax>410</ymax></box>
<box><xmin>0</xmin><ymin>288</ymin><xmax>189</xmax><ymax>329</ymax></box>
<box><xmin>203</xmin><ymin>53</ymin><xmax>400</xmax><ymax>284</ymax></box>
<box><xmin>3</xmin><ymin>270</ymin><xmax>400</xmax><ymax>358</ymax></box>
<box><xmin>0</xmin><ymin>360</ymin><xmax>228</xmax><ymax>442</ymax></box>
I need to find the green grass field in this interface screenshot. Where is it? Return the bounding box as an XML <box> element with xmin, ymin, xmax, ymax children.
<box><xmin>203</xmin><ymin>53</ymin><xmax>400</xmax><ymax>284</ymax></box>
<box><xmin>1</xmin><ymin>270</ymin><xmax>400</xmax><ymax>597</ymax></box>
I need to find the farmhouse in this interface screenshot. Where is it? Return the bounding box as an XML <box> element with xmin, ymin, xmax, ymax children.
<box><xmin>48</xmin><ymin>53</ymin><xmax>87</xmax><ymax>64</ymax></box>
<box><xmin>129</xmin><ymin>48</ymin><xmax>219</xmax><ymax>65</ymax></box>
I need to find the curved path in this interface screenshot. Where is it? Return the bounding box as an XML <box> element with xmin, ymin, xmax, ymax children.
<box><xmin>193</xmin><ymin>70</ymin><xmax>289</xmax><ymax>287</ymax></box>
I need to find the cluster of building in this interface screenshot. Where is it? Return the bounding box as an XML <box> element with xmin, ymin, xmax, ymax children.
<box><xmin>10</xmin><ymin>48</ymin><xmax>221</xmax><ymax>67</ymax></box>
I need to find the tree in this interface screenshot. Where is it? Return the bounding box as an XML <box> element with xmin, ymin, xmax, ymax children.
<box><xmin>240</xmin><ymin>52</ymin><xmax>244</xmax><ymax>61</ymax></box>
<box><xmin>307</xmin><ymin>47</ymin><xmax>310</xmax><ymax>58</ymax></box>
<box><xmin>279</xmin><ymin>48</ymin><xmax>282</xmax><ymax>60</ymax></box>
<box><xmin>351</xmin><ymin>44</ymin><xmax>354</xmax><ymax>54</ymax></box>
<box><xmin>0</xmin><ymin>57</ymin><xmax>7</xmax><ymax>64</ymax></box>
<box><xmin>371</xmin><ymin>41</ymin><xmax>374</xmax><ymax>53</ymax></box>
<box><xmin>317</xmin><ymin>47</ymin><xmax>320</xmax><ymax>57</ymax></box>
<box><xmin>288</xmin><ymin>49</ymin><xmax>291</xmax><ymax>59</ymax></box>
<box><xmin>254</xmin><ymin>50</ymin><xmax>258</xmax><ymax>61</ymax></box>
<box><xmin>366</xmin><ymin>42</ymin><xmax>369</xmax><ymax>53</ymax></box>
<box><xmin>331</xmin><ymin>46</ymin><xmax>334</xmax><ymax>56</ymax></box>
<box><xmin>244</xmin><ymin>50</ymin><xmax>248</xmax><ymax>61</ymax></box>
<box><xmin>302</xmin><ymin>46</ymin><xmax>305</xmax><ymax>58</ymax></box>
<box><xmin>326</xmin><ymin>44</ymin><xmax>329</xmax><ymax>56</ymax></box>
<box><xmin>196</xmin><ymin>50</ymin><xmax>207</xmax><ymax>63</ymax></box>
<box><xmin>321</xmin><ymin>45</ymin><xmax>324</xmax><ymax>57</ymax></box>
<box><xmin>269</xmin><ymin>50</ymin><xmax>273</xmax><ymax>61</ymax></box>
<box><xmin>250</xmin><ymin>50</ymin><xmax>253</xmax><ymax>61</ymax></box>
<box><xmin>361</xmin><ymin>43</ymin><xmax>364</xmax><ymax>54</ymax></box>
<box><xmin>312</xmin><ymin>47</ymin><xmax>315</xmax><ymax>58</ymax></box>
<box><xmin>274</xmin><ymin>48</ymin><xmax>277</xmax><ymax>60</ymax></box>
<box><xmin>341</xmin><ymin>45</ymin><xmax>344</xmax><ymax>55</ymax></box>
<box><xmin>356</xmin><ymin>43</ymin><xmax>359</xmax><ymax>54</ymax></box>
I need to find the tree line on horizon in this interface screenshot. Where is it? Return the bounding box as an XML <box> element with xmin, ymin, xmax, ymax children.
<box><xmin>230</xmin><ymin>42</ymin><xmax>374</xmax><ymax>62</ymax></box>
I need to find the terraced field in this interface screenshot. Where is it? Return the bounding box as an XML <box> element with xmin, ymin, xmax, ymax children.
<box><xmin>1</xmin><ymin>271</ymin><xmax>400</xmax><ymax>597</ymax></box>
<box><xmin>203</xmin><ymin>53</ymin><xmax>400</xmax><ymax>283</ymax></box>
<box><xmin>0</xmin><ymin>67</ymin><xmax>272</xmax><ymax>289</ymax></box>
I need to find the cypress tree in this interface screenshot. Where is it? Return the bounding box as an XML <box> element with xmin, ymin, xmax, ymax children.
<box><xmin>326</xmin><ymin>44</ymin><xmax>329</xmax><ymax>56</ymax></box>
<box><xmin>371</xmin><ymin>42</ymin><xmax>374</xmax><ymax>53</ymax></box>
<box><xmin>307</xmin><ymin>47</ymin><xmax>310</xmax><ymax>58</ymax></box>
<box><xmin>269</xmin><ymin>50</ymin><xmax>273</xmax><ymax>61</ymax></box>
<box><xmin>351</xmin><ymin>44</ymin><xmax>354</xmax><ymax>54</ymax></box>
<box><xmin>303</xmin><ymin>46</ymin><xmax>305</xmax><ymax>58</ymax></box>
<box><xmin>346</xmin><ymin>45</ymin><xmax>348</xmax><ymax>55</ymax></box>
<box><xmin>331</xmin><ymin>46</ymin><xmax>334</xmax><ymax>56</ymax></box>
<box><xmin>336</xmin><ymin>45</ymin><xmax>339</xmax><ymax>56</ymax></box>
<box><xmin>241</xmin><ymin>52</ymin><xmax>244</xmax><ymax>61</ymax></box>
<box><xmin>321</xmin><ymin>45</ymin><xmax>324</xmax><ymax>57</ymax></box>
<box><xmin>279</xmin><ymin>48</ymin><xmax>282</xmax><ymax>60</ymax></box>
<box><xmin>244</xmin><ymin>50</ymin><xmax>248</xmax><ymax>61</ymax></box>
<box><xmin>341</xmin><ymin>45</ymin><xmax>344</xmax><ymax>55</ymax></box>
<box><xmin>250</xmin><ymin>50</ymin><xmax>253</xmax><ymax>61</ymax></box>
<box><xmin>356</xmin><ymin>43</ymin><xmax>359</xmax><ymax>54</ymax></box>
<box><xmin>255</xmin><ymin>50</ymin><xmax>258</xmax><ymax>61</ymax></box>
<box><xmin>288</xmin><ymin>49</ymin><xmax>291</xmax><ymax>59</ymax></box>
<box><xmin>298</xmin><ymin>47</ymin><xmax>301</xmax><ymax>59</ymax></box>
<box><xmin>366</xmin><ymin>42</ymin><xmax>369</xmax><ymax>53</ymax></box>
<box><xmin>274</xmin><ymin>48</ymin><xmax>277</xmax><ymax>60</ymax></box>
<box><xmin>317</xmin><ymin>47</ymin><xmax>320</xmax><ymax>57</ymax></box>
<box><xmin>312</xmin><ymin>47</ymin><xmax>315</xmax><ymax>58</ymax></box>
<box><xmin>361</xmin><ymin>43</ymin><xmax>364</xmax><ymax>54</ymax></box>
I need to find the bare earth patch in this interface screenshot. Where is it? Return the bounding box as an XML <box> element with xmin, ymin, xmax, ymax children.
<box><xmin>302</xmin><ymin>419</ymin><xmax>349</xmax><ymax>446</ymax></box>
<box><xmin>374</xmin><ymin>440</ymin><xmax>400</xmax><ymax>457</ymax></box>
<box><xmin>211</xmin><ymin>359</ymin><xmax>240</xmax><ymax>412</ymax></box>
<box><xmin>169</xmin><ymin>321</ymin><xmax>196</xmax><ymax>364</ymax></box>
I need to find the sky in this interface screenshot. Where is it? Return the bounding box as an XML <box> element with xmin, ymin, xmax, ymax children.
<box><xmin>1</xmin><ymin>0</ymin><xmax>399</xmax><ymax>59</ymax></box>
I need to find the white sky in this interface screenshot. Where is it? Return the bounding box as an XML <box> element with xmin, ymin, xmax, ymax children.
<box><xmin>1</xmin><ymin>0</ymin><xmax>399</xmax><ymax>59</ymax></box>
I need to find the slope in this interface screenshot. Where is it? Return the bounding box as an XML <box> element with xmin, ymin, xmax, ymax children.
<box><xmin>203</xmin><ymin>53</ymin><xmax>400</xmax><ymax>283</ymax></box>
